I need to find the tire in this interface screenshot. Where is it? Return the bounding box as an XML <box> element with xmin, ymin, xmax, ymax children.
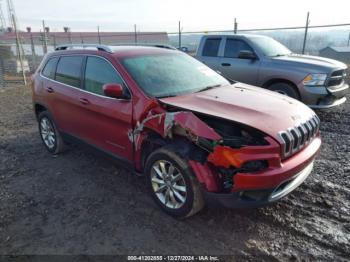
<box><xmin>268</xmin><ymin>82</ymin><xmax>300</xmax><ymax>100</ymax></box>
<box><xmin>145</xmin><ymin>147</ymin><xmax>205</xmax><ymax>218</ymax></box>
<box><xmin>38</xmin><ymin>111</ymin><xmax>65</xmax><ymax>154</ymax></box>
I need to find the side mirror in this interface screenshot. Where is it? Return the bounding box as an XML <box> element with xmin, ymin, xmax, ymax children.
<box><xmin>238</xmin><ymin>50</ymin><xmax>257</xmax><ymax>60</ymax></box>
<box><xmin>103</xmin><ymin>83</ymin><xmax>125</xmax><ymax>99</ymax></box>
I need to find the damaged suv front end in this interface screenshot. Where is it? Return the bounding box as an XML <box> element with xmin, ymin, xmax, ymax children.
<box><xmin>158</xmin><ymin>90</ymin><xmax>321</xmax><ymax>208</ymax></box>
<box><xmin>120</xmin><ymin>49</ymin><xmax>321</xmax><ymax>216</ymax></box>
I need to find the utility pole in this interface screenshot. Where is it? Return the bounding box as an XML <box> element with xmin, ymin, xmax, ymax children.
<box><xmin>0</xmin><ymin>0</ymin><xmax>6</xmax><ymax>30</ymax></box>
<box><xmin>178</xmin><ymin>21</ymin><xmax>181</xmax><ymax>49</ymax></box>
<box><xmin>12</xmin><ymin>13</ymin><xmax>26</xmax><ymax>85</ymax></box>
<box><xmin>302</xmin><ymin>12</ymin><xmax>310</xmax><ymax>54</ymax></box>
<box><xmin>134</xmin><ymin>24</ymin><xmax>137</xmax><ymax>44</ymax></box>
<box><xmin>97</xmin><ymin>26</ymin><xmax>101</xmax><ymax>44</ymax></box>
<box><xmin>347</xmin><ymin>32</ymin><xmax>350</xmax><ymax>46</ymax></box>
<box><xmin>6</xmin><ymin>0</ymin><xmax>15</xmax><ymax>29</ymax></box>
<box><xmin>234</xmin><ymin>18</ymin><xmax>238</xmax><ymax>34</ymax></box>
<box><xmin>42</xmin><ymin>20</ymin><xmax>48</xmax><ymax>54</ymax></box>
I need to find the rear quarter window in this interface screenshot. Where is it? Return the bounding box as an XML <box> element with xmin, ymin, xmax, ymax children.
<box><xmin>202</xmin><ymin>38</ymin><xmax>221</xmax><ymax>57</ymax></box>
<box><xmin>56</xmin><ymin>56</ymin><xmax>84</xmax><ymax>88</ymax></box>
<box><xmin>42</xmin><ymin>57</ymin><xmax>58</xmax><ymax>79</ymax></box>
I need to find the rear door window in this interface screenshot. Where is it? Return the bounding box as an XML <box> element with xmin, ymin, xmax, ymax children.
<box><xmin>224</xmin><ymin>39</ymin><xmax>254</xmax><ymax>58</ymax></box>
<box><xmin>56</xmin><ymin>56</ymin><xmax>84</xmax><ymax>88</ymax></box>
<box><xmin>202</xmin><ymin>38</ymin><xmax>221</xmax><ymax>57</ymax></box>
<box><xmin>42</xmin><ymin>57</ymin><xmax>58</xmax><ymax>79</ymax></box>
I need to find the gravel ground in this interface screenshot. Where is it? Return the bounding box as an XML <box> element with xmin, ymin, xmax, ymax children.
<box><xmin>0</xmin><ymin>85</ymin><xmax>349</xmax><ymax>261</ymax></box>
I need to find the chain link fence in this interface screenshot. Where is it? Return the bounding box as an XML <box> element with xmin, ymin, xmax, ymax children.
<box><xmin>0</xmin><ymin>31</ymin><xmax>169</xmax><ymax>87</ymax></box>
<box><xmin>0</xmin><ymin>23</ymin><xmax>349</xmax><ymax>87</ymax></box>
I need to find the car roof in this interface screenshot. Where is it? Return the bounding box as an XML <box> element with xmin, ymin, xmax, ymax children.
<box><xmin>202</xmin><ymin>34</ymin><xmax>268</xmax><ymax>39</ymax></box>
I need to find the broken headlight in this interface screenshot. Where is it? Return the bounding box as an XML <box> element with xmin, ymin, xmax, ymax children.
<box><xmin>195</xmin><ymin>114</ymin><xmax>269</xmax><ymax>148</ymax></box>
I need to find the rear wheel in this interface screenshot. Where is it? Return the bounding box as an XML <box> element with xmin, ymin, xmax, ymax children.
<box><xmin>38</xmin><ymin>111</ymin><xmax>65</xmax><ymax>154</ymax></box>
<box><xmin>268</xmin><ymin>82</ymin><xmax>300</xmax><ymax>100</ymax></box>
<box><xmin>145</xmin><ymin>147</ymin><xmax>205</xmax><ymax>218</ymax></box>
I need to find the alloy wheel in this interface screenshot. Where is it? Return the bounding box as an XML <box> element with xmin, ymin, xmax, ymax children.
<box><xmin>40</xmin><ymin>117</ymin><xmax>56</xmax><ymax>149</ymax></box>
<box><xmin>150</xmin><ymin>160</ymin><xmax>187</xmax><ymax>209</ymax></box>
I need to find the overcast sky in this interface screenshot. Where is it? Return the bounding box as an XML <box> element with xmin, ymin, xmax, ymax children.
<box><xmin>3</xmin><ymin>0</ymin><xmax>350</xmax><ymax>32</ymax></box>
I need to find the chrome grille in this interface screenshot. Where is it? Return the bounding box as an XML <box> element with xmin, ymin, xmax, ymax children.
<box><xmin>278</xmin><ymin>114</ymin><xmax>320</xmax><ymax>158</ymax></box>
<box><xmin>327</xmin><ymin>69</ymin><xmax>346</xmax><ymax>87</ymax></box>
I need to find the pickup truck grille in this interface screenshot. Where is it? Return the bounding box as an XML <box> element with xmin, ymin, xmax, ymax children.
<box><xmin>278</xmin><ymin>114</ymin><xmax>320</xmax><ymax>159</ymax></box>
<box><xmin>327</xmin><ymin>69</ymin><xmax>347</xmax><ymax>87</ymax></box>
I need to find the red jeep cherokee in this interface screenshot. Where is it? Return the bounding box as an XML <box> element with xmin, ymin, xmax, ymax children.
<box><xmin>31</xmin><ymin>44</ymin><xmax>321</xmax><ymax>218</ymax></box>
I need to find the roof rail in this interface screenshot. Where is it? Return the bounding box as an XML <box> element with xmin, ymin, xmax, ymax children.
<box><xmin>55</xmin><ymin>44</ymin><xmax>113</xmax><ymax>53</ymax></box>
<box><xmin>54</xmin><ymin>43</ymin><xmax>178</xmax><ymax>53</ymax></box>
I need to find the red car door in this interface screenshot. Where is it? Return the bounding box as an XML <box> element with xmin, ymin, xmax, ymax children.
<box><xmin>74</xmin><ymin>55</ymin><xmax>133</xmax><ymax>161</ymax></box>
<box><xmin>47</xmin><ymin>55</ymin><xmax>88</xmax><ymax>137</ymax></box>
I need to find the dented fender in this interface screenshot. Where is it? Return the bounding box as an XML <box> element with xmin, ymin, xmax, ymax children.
<box><xmin>132</xmin><ymin>110</ymin><xmax>223</xmax><ymax>170</ymax></box>
<box><xmin>131</xmin><ymin>107</ymin><xmax>283</xmax><ymax>194</ymax></box>
<box><xmin>133</xmin><ymin>111</ymin><xmax>222</xmax><ymax>140</ymax></box>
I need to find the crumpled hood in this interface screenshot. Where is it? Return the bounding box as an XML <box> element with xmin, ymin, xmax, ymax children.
<box><xmin>273</xmin><ymin>54</ymin><xmax>347</xmax><ymax>71</ymax></box>
<box><xmin>160</xmin><ymin>83</ymin><xmax>316</xmax><ymax>141</ymax></box>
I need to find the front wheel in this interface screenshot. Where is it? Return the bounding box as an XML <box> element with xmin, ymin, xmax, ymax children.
<box><xmin>38</xmin><ymin>111</ymin><xmax>66</xmax><ymax>154</ymax></box>
<box><xmin>268</xmin><ymin>82</ymin><xmax>300</xmax><ymax>100</ymax></box>
<box><xmin>145</xmin><ymin>147</ymin><xmax>205</xmax><ymax>218</ymax></box>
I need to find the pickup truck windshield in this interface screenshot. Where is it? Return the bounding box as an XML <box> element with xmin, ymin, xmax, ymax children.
<box><xmin>249</xmin><ymin>36</ymin><xmax>292</xmax><ymax>57</ymax></box>
<box><xmin>122</xmin><ymin>53</ymin><xmax>229</xmax><ymax>98</ymax></box>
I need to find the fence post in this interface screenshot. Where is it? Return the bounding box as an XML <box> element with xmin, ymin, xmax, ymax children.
<box><xmin>12</xmin><ymin>13</ymin><xmax>26</xmax><ymax>85</ymax></box>
<box><xmin>234</xmin><ymin>18</ymin><xmax>238</xmax><ymax>34</ymax></box>
<box><xmin>42</xmin><ymin>20</ymin><xmax>48</xmax><ymax>54</ymax></box>
<box><xmin>178</xmin><ymin>21</ymin><xmax>181</xmax><ymax>49</ymax></box>
<box><xmin>30</xmin><ymin>33</ymin><xmax>37</xmax><ymax>69</ymax></box>
<box><xmin>97</xmin><ymin>26</ymin><xmax>101</xmax><ymax>44</ymax></box>
<box><xmin>53</xmin><ymin>34</ymin><xmax>56</xmax><ymax>49</ymax></box>
<box><xmin>302</xmin><ymin>12</ymin><xmax>310</xmax><ymax>54</ymax></box>
<box><xmin>134</xmin><ymin>24</ymin><xmax>137</xmax><ymax>44</ymax></box>
<box><xmin>0</xmin><ymin>59</ymin><xmax>4</xmax><ymax>87</ymax></box>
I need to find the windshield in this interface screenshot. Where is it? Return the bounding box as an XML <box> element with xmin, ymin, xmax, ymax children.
<box><xmin>122</xmin><ymin>53</ymin><xmax>229</xmax><ymax>98</ymax></box>
<box><xmin>249</xmin><ymin>36</ymin><xmax>292</xmax><ymax>57</ymax></box>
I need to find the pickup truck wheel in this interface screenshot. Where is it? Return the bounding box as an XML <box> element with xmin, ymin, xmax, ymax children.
<box><xmin>145</xmin><ymin>147</ymin><xmax>205</xmax><ymax>218</ymax></box>
<box><xmin>268</xmin><ymin>82</ymin><xmax>300</xmax><ymax>100</ymax></box>
<box><xmin>38</xmin><ymin>111</ymin><xmax>65</xmax><ymax>154</ymax></box>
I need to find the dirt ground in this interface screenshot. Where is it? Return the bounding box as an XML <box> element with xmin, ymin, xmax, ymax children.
<box><xmin>0</xmin><ymin>85</ymin><xmax>349</xmax><ymax>261</ymax></box>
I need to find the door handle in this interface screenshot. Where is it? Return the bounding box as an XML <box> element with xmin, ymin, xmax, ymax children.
<box><xmin>45</xmin><ymin>87</ymin><xmax>54</xmax><ymax>93</ymax></box>
<box><xmin>221</xmin><ymin>63</ymin><xmax>231</xmax><ymax>67</ymax></box>
<box><xmin>79</xmin><ymin>98</ymin><xmax>90</xmax><ymax>105</ymax></box>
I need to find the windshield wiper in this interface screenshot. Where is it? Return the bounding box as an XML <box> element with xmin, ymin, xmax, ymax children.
<box><xmin>271</xmin><ymin>52</ymin><xmax>292</xmax><ymax>57</ymax></box>
<box><xmin>157</xmin><ymin>84</ymin><xmax>223</xmax><ymax>98</ymax></box>
<box><xmin>196</xmin><ymin>84</ymin><xmax>222</xmax><ymax>93</ymax></box>
<box><xmin>156</xmin><ymin>94</ymin><xmax>178</xmax><ymax>98</ymax></box>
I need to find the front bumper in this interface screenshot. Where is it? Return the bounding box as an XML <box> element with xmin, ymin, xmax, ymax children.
<box><xmin>298</xmin><ymin>82</ymin><xmax>348</xmax><ymax>109</ymax></box>
<box><xmin>204</xmin><ymin>161</ymin><xmax>314</xmax><ymax>208</ymax></box>
<box><xmin>190</xmin><ymin>135</ymin><xmax>321</xmax><ymax>208</ymax></box>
